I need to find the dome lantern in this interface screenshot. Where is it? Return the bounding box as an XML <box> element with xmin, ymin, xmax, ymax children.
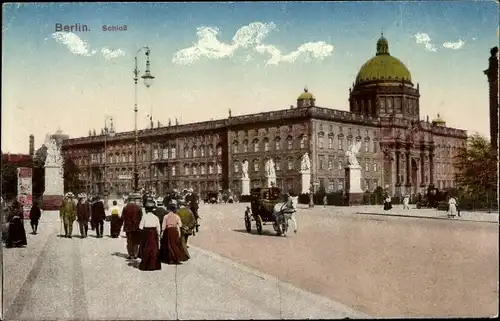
<box><xmin>297</xmin><ymin>87</ymin><xmax>315</xmax><ymax>108</ymax></box>
<box><xmin>376</xmin><ymin>32</ymin><xmax>389</xmax><ymax>56</ymax></box>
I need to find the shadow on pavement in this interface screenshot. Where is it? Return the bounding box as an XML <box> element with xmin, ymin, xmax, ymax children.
<box><xmin>233</xmin><ymin>228</ymin><xmax>278</xmax><ymax>237</ymax></box>
<box><xmin>127</xmin><ymin>260</ymin><xmax>140</xmax><ymax>269</ymax></box>
<box><xmin>111</xmin><ymin>252</ymin><xmax>132</xmax><ymax>259</ymax></box>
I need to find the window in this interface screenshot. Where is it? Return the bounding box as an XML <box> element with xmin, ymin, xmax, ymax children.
<box><xmin>287</xmin><ymin>158</ymin><xmax>293</xmax><ymax>170</ymax></box>
<box><xmin>347</xmin><ymin>138</ymin><xmax>353</xmax><ymax>149</ymax></box>
<box><xmin>301</xmin><ymin>135</ymin><xmax>307</xmax><ymax>148</ymax></box>
<box><xmin>253</xmin><ymin>161</ymin><xmax>259</xmax><ymax>172</ymax></box>
<box><xmin>365</xmin><ymin>161</ymin><xmax>369</xmax><ymax>172</ymax></box>
<box><xmin>364</xmin><ymin>142</ymin><xmax>369</xmax><ymax>153</ymax></box>
<box><xmin>373</xmin><ymin>162</ymin><xmax>378</xmax><ymax>172</ymax></box>
<box><xmin>373</xmin><ymin>141</ymin><xmax>378</xmax><ymax>153</ymax></box>
<box><xmin>184</xmin><ymin>165</ymin><xmax>189</xmax><ymax>176</ymax></box>
<box><xmin>319</xmin><ymin>156</ymin><xmax>325</xmax><ymax>170</ymax></box>
<box><xmin>338</xmin><ymin>160</ymin><xmax>342</xmax><ymax>170</ymax></box>
<box><xmin>192</xmin><ymin>147</ymin><xmax>197</xmax><ymax>157</ymax></box>
<box><xmin>201</xmin><ymin>165</ymin><xmax>206</xmax><ymax>175</ymax></box>
<box><xmin>337</xmin><ymin>179</ymin><xmax>344</xmax><ymax>191</ymax></box>
<box><xmin>192</xmin><ymin>165</ymin><xmax>197</xmax><ymax>175</ymax></box>
<box><xmin>170</xmin><ymin>147</ymin><xmax>176</xmax><ymax>159</ymax></box>
<box><xmin>200</xmin><ymin>146</ymin><xmax>205</xmax><ymax>157</ymax></box>
<box><xmin>209</xmin><ymin>146</ymin><xmax>214</xmax><ymax>156</ymax></box>
<box><xmin>233</xmin><ymin>143</ymin><xmax>238</xmax><ymax>154</ymax></box>
<box><xmin>153</xmin><ymin>149</ymin><xmax>159</xmax><ymax>160</ymax></box>
<box><xmin>243</xmin><ymin>141</ymin><xmax>248</xmax><ymax>153</ymax></box>
<box><xmin>328</xmin><ymin>136</ymin><xmax>334</xmax><ymax>149</ymax></box>
<box><xmin>209</xmin><ymin>164</ymin><xmax>214</xmax><ymax>174</ymax></box>
<box><xmin>171</xmin><ymin>166</ymin><xmax>176</xmax><ymax>176</ymax></box>
<box><xmin>275</xmin><ymin>139</ymin><xmax>281</xmax><ymax>151</ymax></box>
<box><xmin>234</xmin><ymin>162</ymin><xmax>239</xmax><ymax>173</ymax></box>
<box><xmin>287</xmin><ymin>139</ymin><xmax>293</xmax><ymax>150</ymax></box>
<box><xmin>217</xmin><ymin>146</ymin><xmax>222</xmax><ymax>156</ymax></box>
<box><xmin>264</xmin><ymin>141</ymin><xmax>269</xmax><ymax>152</ymax></box>
<box><xmin>217</xmin><ymin>164</ymin><xmax>222</xmax><ymax>174</ymax></box>
<box><xmin>318</xmin><ymin>135</ymin><xmax>324</xmax><ymax>149</ymax></box>
<box><xmin>328</xmin><ymin>180</ymin><xmax>335</xmax><ymax>192</ymax></box>
<box><xmin>254</xmin><ymin>140</ymin><xmax>259</xmax><ymax>152</ymax></box>
<box><xmin>328</xmin><ymin>159</ymin><xmax>333</xmax><ymax>170</ymax></box>
<box><xmin>128</xmin><ymin>153</ymin><xmax>132</xmax><ymax>162</ymax></box>
<box><xmin>338</xmin><ymin>137</ymin><xmax>343</xmax><ymax>150</ymax></box>
<box><xmin>275</xmin><ymin>160</ymin><xmax>281</xmax><ymax>171</ymax></box>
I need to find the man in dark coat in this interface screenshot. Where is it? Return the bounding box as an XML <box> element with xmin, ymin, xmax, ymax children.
<box><xmin>76</xmin><ymin>194</ymin><xmax>91</xmax><ymax>238</ymax></box>
<box><xmin>29</xmin><ymin>202</ymin><xmax>42</xmax><ymax>234</ymax></box>
<box><xmin>91</xmin><ymin>196</ymin><xmax>106</xmax><ymax>238</ymax></box>
<box><xmin>121</xmin><ymin>197</ymin><xmax>143</xmax><ymax>259</ymax></box>
<box><xmin>185</xmin><ymin>188</ymin><xmax>200</xmax><ymax>227</ymax></box>
<box><xmin>6</xmin><ymin>199</ymin><xmax>28</xmax><ymax>247</ymax></box>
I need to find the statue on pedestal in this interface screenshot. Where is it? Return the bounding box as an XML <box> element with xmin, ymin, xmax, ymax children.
<box><xmin>241</xmin><ymin>160</ymin><xmax>249</xmax><ymax>179</ymax></box>
<box><xmin>265</xmin><ymin>158</ymin><xmax>276</xmax><ymax>177</ymax></box>
<box><xmin>45</xmin><ymin>138</ymin><xmax>63</xmax><ymax>167</ymax></box>
<box><xmin>300</xmin><ymin>153</ymin><xmax>311</xmax><ymax>172</ymax></box>
<box><xmin>346</xmin><ymin>140</ymin><xmax>361</xmax><ymax>167</ymax></box>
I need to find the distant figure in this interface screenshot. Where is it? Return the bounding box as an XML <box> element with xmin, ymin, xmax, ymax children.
<box><xmin>402</xmin><ymin>195</ymin><xmax>410</xmax><ymax>210</ymax></box>
<box><xmin>121</xmin><ymin>197</ymin><xmax>143</xmax><ymax>259</ymax></box>
<box><xmin>447</xmin><ymin>197</ymin><xmax>458</xmax><ymax>219</ymax></box>
<box><xmin>185</xmin><ymin>188</ymin><xmax>200</xmax><ymax>229</ymax></box>
<box><xmin>91</xmin><ymin>196</ymin><xmax>106</xmax><ymax>238</ymax></box>
<box><xmin>29</xmin><ymin>202</ymin><xmax>42</xmax><ymax>234</ymax></box>
<box><xmin>383</xmin><ymin>195</ymin><xmax>392</xmax><ymax>211</ymax></box>
<box><xmin>138</xmin><ymin>206</ymin><xmax>162</xmax><ymax>271</ymax></box>
<box><xmin>109</xmin><ymin>200</ymin><xmax>123</xmax><ymax>238</ymax></box>
<box><xmin>60</xmin><ymin>193</ymin><xmax>76</xmax><ymax>238</ymax></box>
<box><xmin>323</xmin><ymin>195</ymin><xmax>328</xmax><ymax>207</ymax></box>
<box><xmin>76</xmin><ymin>194</ymin><xmax>91</xmax><ymax>238</ymax></box>
<box><xmin>5</xmin><ymin>200</ymin><xmax>27</xmax><ymax>248</ymax></box>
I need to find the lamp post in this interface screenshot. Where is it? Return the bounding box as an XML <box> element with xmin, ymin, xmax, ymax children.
<box><xmin>146</xmin><ymin>113</ymin><xmax>154</xmax><ymax>194</ymax></box>
<box><xmin>133</xmin><ymin>47</ymin><xmax>155</xmax><ymax>192</ymax></box>
<box><xmin>103</xmin><ymin>116</ymin><xmax>115</xmax><ymax>196</ymax></box>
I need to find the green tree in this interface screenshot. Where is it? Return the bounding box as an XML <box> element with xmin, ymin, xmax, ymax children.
<box><xmin>63</xmin><ymin>156</ymin><xmax>84</xmax><ymax>193</ymax></box>
<box><xmin>453</xmin><ymin>133</ymin><xmax>498</xmax><ymax>208</ymax></box>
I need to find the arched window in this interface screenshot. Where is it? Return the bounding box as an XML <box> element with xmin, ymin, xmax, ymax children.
<box><xmin>217</xmin><ymin>145</ymin><xmax>222</xmax><ymax>156</ymax></box>
<box><xmin>338</xmin><ymin>136</ymin><xmax>344</xmax><ymax>150</ymax></box>
<box><xmin>287</xmin><ymin>158</ymin><xmax>293</xmax><ymax>170</ymax></box>
<box><xmin>192</xmin><ymin>146</ymin><xmax>197</xmax><ymax>158</ymax></box>
<box><xmin>170</xmin><ymin>147</ymin><xmax>176</xmax><ymax>158</ymax></box>
<box><xmin>316</xmin><ymin>133</ymin><xmax>324</xmax><ymax>148</ymax></box>
<box><xmin>287</xmin><ymin>136</ymin><xmax>293</xmax><ymax>149</ymax></box>
<box><xmin>192</xmin><ymin>164</ymin><xmax>197</xmax><ymax>175</ymax></box>
<box><xmin>242</xmin><ymin>140</ymin><xmax>248</xmax><ymax>153</ymax></box>
<box><xmin>184</xmin><ymin>165</ymin><xmax>190</xmax><ymax>176</ymax></box>
<box><xmin>264</xmin><ymin>138</ymin><xmax>269</xmax><ymax>152</ymax></box>
<box><xmin>275</xmin><ymin>137</ymin><xmax>281</xmax><ymax>151</ymax></box>
<box><xmin>217</xmin><ymin>163</ymin><xmax>222</xmax><ymax>174</ymax></box>
<box><xmin>253</xmin><ymin>160</ymin><xmax>259</xmax><ymax>172</ymax></box>
<box><xmin>171</xmin><ymin>166</ymin><xmax>176</xmax><ymax>176</ymax></box>
<box><xmin>232</xmin><ymin>141</ymin><xmax>238</xmax><ymax>154</ymax></box>
<box><xmin>328</xmin><ymin>135</ymin><xmax>334</xmax><ymax>149</ymax></box>
<box><xmin>253</xmin><ymin>139</ymin><xmax>260</xmax><ymax>152</ymax></box>
<box><xmin>200</xmin><ymin>145</ymin><xmax>205</xmax><ymax>157</ymax></box>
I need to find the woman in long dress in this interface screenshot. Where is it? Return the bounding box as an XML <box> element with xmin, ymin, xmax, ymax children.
<box><xmin>6</xmin><ymin>200</ymin><xmax>27</xmax><ymax>248</ymax></box>
<box><xmin>448</xmin><ymin>197</ymin><xmax>458</xmax><ymax>218</ymax></box>
<box><xmin>138</xmin><ymin>208</ymin><xmax>161</xmax><ymax>271</ymax></box>
<box><xmin>109</xmin><ymin>200</ymin><xmax>123</xmax><ymax>238</ymax></box>
<box><xmin>160</xmin><ymin>200</ymin><xmax>189</xmax><ymax>264</ymax></box>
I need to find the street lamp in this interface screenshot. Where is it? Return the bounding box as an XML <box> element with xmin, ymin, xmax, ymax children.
<box><xmin>103</xmin><ymin>116</ymin><xmax>115</xmax><ymax>196</ymax></box>
<box><xmin>133</xmin><ymin>47</ymin><xmax>155</xmax><ymax>192</ymax></box>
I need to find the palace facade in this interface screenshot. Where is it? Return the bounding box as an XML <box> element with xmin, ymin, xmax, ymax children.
<box><xmin>61</xmin><ymin>35</ymin><xmax>467</xmax><ymax>197</ymax></box>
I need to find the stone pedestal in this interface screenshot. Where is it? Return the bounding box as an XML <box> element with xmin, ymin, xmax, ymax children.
<box><xmin>43</xmin><ymin>165</ymin><xmax>64</xmax><ymax>210</ymax></box>
<box><xmin>300</xmin><ymin>171</ymin><xmax>311</xmax><ymax>194</ymax></box>
<box><xmin>345</xmin><ymin>165</ymin><xmax>363</xmax><ymax>205</ymax></box>
<box><xmin>266</xmin><ymin>176</ymin><xmax>276</xmax><ymax>188</ymax></box>
<box><xmin>241</xmin><ymin>177</ymin><xmax>250</xmax><ymax>196</ymax></box>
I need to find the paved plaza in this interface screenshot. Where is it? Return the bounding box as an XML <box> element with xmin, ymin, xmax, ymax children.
<box><xmin>2</xmin><ymin>202</ymin><xmax>498</xmax><ymax>319</ymax></box>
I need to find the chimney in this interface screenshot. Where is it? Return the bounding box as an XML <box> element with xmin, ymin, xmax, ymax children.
<box><xmin>29</xmin><ymin>134</ymin><xmax>34</xmax><ymax>156</ymax></box>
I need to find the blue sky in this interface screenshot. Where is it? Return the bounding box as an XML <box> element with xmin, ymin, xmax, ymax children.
<box><xmin>2</xmin><ymin>1</ymin><xmax>499</xmax><ymax>153</ymax></box>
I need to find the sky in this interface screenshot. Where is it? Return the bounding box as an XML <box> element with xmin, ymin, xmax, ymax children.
<box><xmin>2</xmin><ymin>1</ymin><xmax>499</xmax><ymax>154</ymax></box>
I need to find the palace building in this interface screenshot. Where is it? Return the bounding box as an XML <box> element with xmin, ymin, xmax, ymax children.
<box><xmin>61</xmin><ymin>35</ymin><xmax>467</xmax><ymax>197</ymax></box>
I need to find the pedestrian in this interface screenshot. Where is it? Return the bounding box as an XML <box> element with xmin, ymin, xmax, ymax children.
<box><xmin>402</xmin><ymin>195</ymin><xmax>410</xmax><ymax>210</ymax></box>
<box><xmin>383</xmin><ymin>195</ymin><xmax>392</xmax><ymax>211</ymax></box>
<box><xmin>323</xmin><ymin>195</ymin><xmax>328</xmax><ymax>207</ymax></box>
<box><xmin>5</xmin><ymin>199</ymin><xmax>27</xmax><ymax>248</ymax></box>
<box><xmin>154</xmin><ymin>201</ymin><xmax>168</xmax><ymax>231</ymax></box>
<box><xmin>121</xmin><ymin>197</ymin><xmax>143</xmax><ymax>259</ymax></box>
<box><xmin>29</xmin><ymin>201</ymin><xmax>42</xmax><ymax>234</ymax></box>
<box><xmin>91</xmin><ymin>195</ymin><xmax>106</xmax><ymax>238</ymax></box>
<box><xmin>76</xmin><ymin>194</ymin><xmax>91</xmax><ymax>238</ymax></box>
<box><xmin>60</xmin><ymin>193</ymin><xmax>76</xmax><ymax>238</ymax></box>
<box><xmin>138</xmin><ymin>206</ymin><xmax>162</xmax><ymax>271</ymax></box>
<box><xmin>160</xmin><ymin>200</ymin><xmax>189</xmax><ymax>264</ymax></box>
<box><xmin>447</xmin><ymin>196</ymin><xmax>458</xmax><ymax>219</ymax></box>
<box><xmin>109</xmin><ymin>200</ymin><xmax>123</xmax><ymax>238</ymax></box>
<box><xmin>185</xmin><ymin>188</ymin><xmax>200</xmax><ymax>231</ymax></box>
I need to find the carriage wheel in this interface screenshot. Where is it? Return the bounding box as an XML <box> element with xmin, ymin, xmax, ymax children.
<box><xmin>255</xmin><ymin>215</ymin><xmax>263</xmax><ymax>234</ymax></box>
<box><xmin>244</xmin><ymin>213</ymin><xmax>251</xmax><ymax>233</ymax></box>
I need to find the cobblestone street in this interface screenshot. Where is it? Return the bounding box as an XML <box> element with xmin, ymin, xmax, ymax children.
<box><xmin>190</xmin><ymin>203</ymin><xmax>499</xmax><ymax>317</ymax></box>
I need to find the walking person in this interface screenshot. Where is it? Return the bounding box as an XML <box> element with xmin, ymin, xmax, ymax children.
<box><xmin>91</xmin><ymin>196</ymin><xmax>106</xmax><ymax>238</ymax></box>
<box><xmin>402</xmin><ymin>195</ymin><xmax>410</xmax><ymax>210</ymax></box>
<box><xmin>154</xmin><ymin>201</ymin><xmax>168</xmax><ymax>231</ymax></box>
<box><xmin>60</xmin><ymin>193</ymin><xmax>76</xmax><ymax>238</ymax></box>
<box><xmin>76</xmin><ymin>194</ymin><xmax>91</xmax><ymax>238</ymax></box>
<box><xmin>323</xmin><ymin>195</ymin><xmax>328</xmax><ymax>207</ymax></box>
<box><xmin>29</xmin><ymin>201</ymin><xmax>42</xmax><ymax>234</ymax></box>
<box><xmin>121</xmin><ymin>197</ymin><xmax>143</xmax><ymax>259</ymax></box>
<box><xmin>383</xmin><ymin>194</ymin><xmax>392</xmax><ymax>211</ymax></box>
<box><xmin>447</xmin><ymin>196</ymin><xmax>458</xmax><ymax>219</ymax></box>
<box><xmin>138</xmin><ymin>206</ymin><xmax>162</xmax><ymax>271</ymax></box>
<box><xmin>109</xmin><ymin>200</ymin><xmax>123</xmax><ymax>238</ymax></box>
<box><xmin>5</xmin><ymin>199</ymin><xmax>27</xmax><ymax>248</ymax></box>
<box><xmin>185</xmin><ymin>188</ymin><xmax>200</xmax><ymax>231</ymax></box>
<box><xmin>160</xmin><ymin>200</ymin><xmax>189</xmax><ymax>264</ymax></box>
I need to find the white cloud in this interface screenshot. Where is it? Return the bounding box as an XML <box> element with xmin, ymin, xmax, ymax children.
<box><xmin>442</xmin><ymin>39</ymin><xmax>465</xmax><ymax>50</ymax></box>
<box><xmin>172</xmin><ymin>21</ymin><xmax>334</xmax><ymax>66</ymax></box>
<box><xmin>414</xmin><ymin>32</ymin><xmax>437</xmax><ymax>52</ymax></box>
<box><xmin>52</xmin><ymin>32</ymin><xmax>97</xmax><ymax>56</ymax></box>
<box><xmin>255</xmin><ymin>41</ymin><xmax>334</xmax><ymax>65</ymax></box>
<box><xmin>101</xmin><ymin>47</ymin><xmax>126</xmax><ymax>59</ymax></box>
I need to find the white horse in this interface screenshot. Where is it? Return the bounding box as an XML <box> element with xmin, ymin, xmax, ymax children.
<box><xmin>272</xmin><ymin>196</ymin><xmax>298</xmax><ymax>236</ymax></box>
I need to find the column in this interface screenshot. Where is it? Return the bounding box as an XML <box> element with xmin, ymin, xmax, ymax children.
<box><xmin>406</xmin><ymin>150</ymin><xmax>411</xmax><ymax>186</ymax></box>
<box><xmin>390</xmin><ymin>151</ymin><xmax>396</xmax><ymax>196</ymax></box>
<box><xmin>429</xmin><ymin>149</ymin><xmax>435</xmax><ymax>185</ymax></box>
<box><xmin>420</xmin><ymin>151</ymin><xmax>425</xmax><ymax>189</ymax></box>
<box><xmin>395</xmin><ymin>150</ymin><xmax>401</xmax><ymax>196</ymax></box>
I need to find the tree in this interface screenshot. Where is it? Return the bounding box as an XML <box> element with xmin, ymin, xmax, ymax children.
<box><xmin>1</xmin><ymin>159</ymin><xmax>18</xmax><ymax>199</ymax></box>
<box><xmin>63</xmin><ymin>156</ymin><xmax>84</xmax><ymax>193</ymax></box>
<box><xmin>453</xmin><ymin>133</ymin><xmax>498</xmax><ymax>208</ymax></box>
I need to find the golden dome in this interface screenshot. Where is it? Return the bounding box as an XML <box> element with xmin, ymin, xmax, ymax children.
<box><xmin>298</xmin><ymin>87</ymin><xmax>314</xmax><ymax>100</ymax></box>
<box><xmin>355</xmin><ymin>34</ymin><xmax>412</xmax><ymax>85</ymax></box>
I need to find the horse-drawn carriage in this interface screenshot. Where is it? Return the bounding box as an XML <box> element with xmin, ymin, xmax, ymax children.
<box><xmin>244</xmin><ymin>187</ymin><xmax>296</xmax><ymax>236</ymax></box>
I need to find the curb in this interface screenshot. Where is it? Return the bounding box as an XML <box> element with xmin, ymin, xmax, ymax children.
<box><xmin>355</xmin><ymin>212</ymin><xmax>499</xmax><ymax>224</ymax></box>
